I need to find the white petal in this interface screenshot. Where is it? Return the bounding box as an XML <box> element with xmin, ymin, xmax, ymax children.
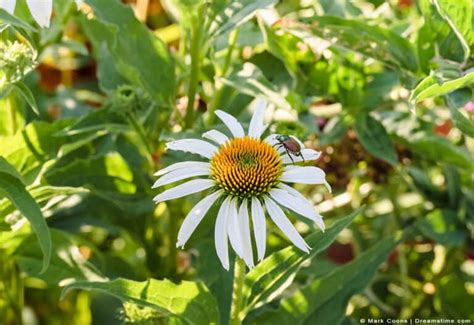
<box><xmin>152</xmin><ymin>166</ymin><xmax>210</xmax><ymax>188</ymax></box>
<box><xmin>269</xmin><ymin>188</ymin><xmax>325</xmax><ymax>231</ymax></box>
<box><xmin>215</xmin><ymin>110</ymin><xmax>245</xmax><ymax>138</ymax></box>
<box><xmin>0</xmin><ymin>0</ymin><xmax>16</xmax><ymax>14</ymax></box>
<box><xmin>154</xmin><ymin>161</ymin><xmax>210</xmax><ymax>176</ymax></box>
<box><xmin>282</xmin><ymin>148</ymin><xmax>322</xmax><ymax>164</ymax></box>
<box><xmin>75</xmin><ymin>0</ymin><xmax>83</xmax><ymax>7</ymax></box>
<box><xmin>215</xmin><ymin>197</ymin><xmax>231</xmax><ymax>270</ymax></box>
<box><xmin>238</xmin><ymin>200</ymin><xmax>254</xmax><ymax>268</ymax></box>
<box><xmin>227</xmin><ymin>198</ymin><xmax>244</xmax><ymax>258</ymax></box>
<box><xmin>264</xmin><ymin>133</ymin><xmax>279</xmax><ymax>146</ymax></box>
<box><xmin>202</xmin><ymin>129</ymin><xmax>229</xmax><ymax>145</ymax></box>
<box><xmin>153</xmin><ymin>179</ymin><xmax>214</xmax><ymax>203</ymax></box>
<box><xmin>26</xmin><ymin>0</ymin><xmax>53</xmax><ymax>28</ymax></box>
<box><xmin>264</xmin><ymin>197</ymin><xmax>310</xmax><ymax>253</ymax></box>
<box><xmin>176</xmin><ymin>190</ymin><xmax>221</xmax><ymax>248</ymax></box>
<box><xmin>166</xmin><ymin>139</ymin><xmax>218</xmax><ymax>159</ymax></box>
<box><xmin>281</xmin><ymin>166</ymin><xmax>329</xmax><ymax>189</ymax></box>
<box><xmin>248</xmin><ymin>98</ymin><xmax>267</xmax><ymax>138</ymax></box>
<box><xmin>251</xmin><ymin>197</ymin><xmax>266</xmax><ymax>261</ymax></box>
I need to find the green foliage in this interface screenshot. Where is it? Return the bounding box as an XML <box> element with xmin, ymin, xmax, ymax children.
<box><xmin>0</xmin><ymin>0</ymin><xmax>473</xmax><ymax>323</ymax></box>
<box><xmin>63</xmin><ymin>278</ymin><xmax>219</xmax><ymax>324</ymax></box>
<box><xmin>0</xmin><ymin>157</ymin><xmax>51</xmax><ymax>272</ymax></box>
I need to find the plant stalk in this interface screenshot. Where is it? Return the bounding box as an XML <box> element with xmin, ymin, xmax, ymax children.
<box><xmin>184</xmin><ymin>8</ymin><xmax>204</xmax><ymax>129</ymax></box>
<box><xmin>229</xmin><ymin>257</ymin><xmax>246</xmax><ymax>325</ymax></box>
<box><xmin>207</xmin><ymin>28</ymin><xmax>240</xmax><ymax>126</ymax></box>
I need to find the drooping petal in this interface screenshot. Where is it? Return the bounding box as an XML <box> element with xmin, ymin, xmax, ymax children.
<box><xmin>251</xmin><ymin>197</ymin><xmax>266</xmax><ymax>261</ymax></box>
<box><xmin>215</xmin><ymin>110</ymin><xmax>245</xmax><ymax>138</ymax></box>
<box><xmin>269</xmin><ymin>188</ymin><xmax>325</xmax><ymax>231</ymax></box>
<box><xmin>176</xmin><ymin>190</ymin><xmax>221</xmax><ymax>248</ymax></box>
<box><xmin>264</xmin><ymin>196</ymin><xmax>310</xmax><ymax>253</ymax></box>
<box><xmin>154</xmin><ymin>161</ymin><xmax>210</xmax><ymax>176</ymax></box>
<box><xmin>0</xmin><ymin>0</ymin><xmax>16</xmax><ymax>14</ymax></box>
<box><xmin>227</xmin><ymin>198</ymin><xmax>244</xmax><ymax>258</ymax></box>
<box><xmin>248</xmin><ymin>98</ymin><xmax>267</xmax><ymax>138</ymax></box>
<box><xmin>278</xmin><ymin>183</ymin><xmax>325</xmax><ymax>231</ymax></box>
<box><xmin>166</xmin><ymin>139</ymin><xmax>218</xmax><ymax>159</ymax></box>
<box><xmin>281</xmin><ymin>148</ymin><xmax>321</xmax><ymax>164</ymax></box>
<box><xmin>153</xmin><ymin>179</ymin><xmax>214</xmax><ymax>203</ymax></box>
<box><xmin>26</xmin><ymin>0</ymin><xmax>53</xmax><ymax>28</ymax></box>
<box><xmin>152</xmin><ymin>166</ymin><xmax>210</xmax><ymax>188</ymax></box>
<box><xmin>215</xmin><ymin>197</ymin><xmax>231</xmax><ymax>270</ymax></box>
<box><xmin>238</xmin><ymin>199</ymin><xmax>254</xmax><ymax>268</ymax></box>
<box><xmin>202</xmin><ymin>129</ymin><xmax>229</xmax><ymax>145</ymax></box>
<box><xmin>280</xmin><ymin>166</ymin><xmax>329</xmax><ymax>191</ymax></box>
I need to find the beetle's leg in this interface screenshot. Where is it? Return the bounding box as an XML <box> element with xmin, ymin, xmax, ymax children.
<box><xmin>285</xmin><ymin>148</ymin><xmax>295</xmax><ymax>165</ymax></box>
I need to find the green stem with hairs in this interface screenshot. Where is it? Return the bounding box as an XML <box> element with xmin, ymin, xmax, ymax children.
<box><xmin>207</xmin><ymin>28</ymin><xmax>240</xmax><ymax>126</ymax></box>
<box><xmin>7</xmin><ymin>95</ymin><xmax>17</xmax><ymax>135</ymax></box>
<box><xmin>229</xmin><ymin>257</ymin><xmax>246</xmax><ymax>325</ymax></box>
<box><xmin>184</xmin><ymin>7</ymin><xmax>205</xmax><ymax>129</ymax></box>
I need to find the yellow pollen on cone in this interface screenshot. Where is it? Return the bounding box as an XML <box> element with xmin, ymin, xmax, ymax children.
<box><xmin>210</xmin><ymin>136</ymin><xmax>283</xmax><ymax>198</ymax></box>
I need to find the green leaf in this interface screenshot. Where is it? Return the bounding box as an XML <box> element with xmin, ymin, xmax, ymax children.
<box><xmin>354</xmin><ymin>114</ymin><xmax>398</xmax><ymax>166</ymax></box>
<box><xmin>406</xmin><ymin>135</ymin><xmax>474</xmax><ymax>171</ymax></box>
<box><xmin>80</xmin><ymin>0</ymin><xmax>175</xmax><ymax>106</ymax></box>
<box><xmin>417</xmin><ymin>209</ymin><xmax>466</xmax><ymax>246</ymax></box>
<box><xmin>0</xmin><ymin>9</ymin><xmax>36</xmax><ymax>31</ymax></box>
<box><xmin>418</xmin><ymin>0</ymin><xmax>466</xmax><ymax>62</ymax></box>
<box><xmin>220</xmin><ymin>63</ymin><xmax>292</xmax><ymax>110</ymax></box>
<box><xmin>249</xmin><ymin>235</ymin><xmax>401</xmax><ymax>324</ymax></box>
<box><xmin>445</xmin><ymin>90</ymin><xmax>474</xmax><ymax>137</ymax></box>
<box><xmin>13</xmin><ymin>82</ymin><xmax>39</xmax><ymax>114</ymax></box>
<box><xmin>1</xmin><ymin>186</ymin><xmax>89</xmax><ymax>218</ymax></box>
<box><xmin>410</xmin><ymin>72</ymin><xmax>474</xmax><ymax>104</ymax></box>
<box><xmin>44</xmin><ymin>152</ymin><xmax>136</xmax><ymax>194</ymax></box>
<box><xmin>210</xmin><ymin>0</ymin><xmax>277</xmax><ymax>39</ymax></box>
<box><xmin>304</xmin><ymin>16</ymin><xmax>419</xmax><ymax>72</ymax></box>
<box><xmin>242</xmin><ymin>209</ymin><xmax>361</xmax><ymax>313</ymax></box>
<box><xmin>432</xmin><ymin>0</ymin><xmax>472</xmax><ymax>62</ymax></box>
<box><xmin>0</xmin><ymin>159</ymin><xmax>51</xmax><ymax>272</ymax></box>
<box><xmin>62</xmin><ymin>278</ymin><xmax>220</xmax><ymax>324</ymax></box>
<box><xmin>15</xmin><ymin>229</ymin><xmax>105</xmax><ymax>285</ymax></box>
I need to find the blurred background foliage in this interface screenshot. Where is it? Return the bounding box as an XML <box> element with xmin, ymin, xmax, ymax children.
<box><xmin>0</xmin><ymin>0</ymin><xmax>473</xmax><ymax>324</ymax></box>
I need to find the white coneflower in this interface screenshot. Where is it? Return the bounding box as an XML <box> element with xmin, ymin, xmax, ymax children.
<box><xmin>0</xmin><ymin>0</ymin><xmax>82</xmax><ymax>28</ymax></box>
<box><xmin>153</xmin><ymin>100</ymin><xmax>330</xmax><ymax>270</ymax></box>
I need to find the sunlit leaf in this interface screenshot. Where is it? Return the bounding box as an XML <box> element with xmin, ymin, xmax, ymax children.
<box><xmin>242</xmin><ymin>209</ymin><xmax>361</xmax><ymax>313</ymax></box>
<box><xmin>62</xmin><ymin>278</ymin><xmax>220</xmax><ymax>324</ymax></box>
<box><xmin>0</xmin><ymin>157</ymin><xmax>51</xmax><ymax>272</ymax></box>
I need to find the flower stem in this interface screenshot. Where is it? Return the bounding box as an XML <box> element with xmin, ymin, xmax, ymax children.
<box><xmin>207</xmin><ymin>28</ymin><xmax>240</xmax><ymax>126</ymax></box>
<box><xmin>7</xmin><ymin>95</ymin><xmax>17</xmax><ymax>135</ymax></box>
<box><xmin>230</xmin><ymin>257</ymin><xmax>246</xmax><ymax>325</ymax></box>
<box><xmin>184</xmin><ymin>8</ymin><xmax>204</xmax><ymax>129</ymax></box>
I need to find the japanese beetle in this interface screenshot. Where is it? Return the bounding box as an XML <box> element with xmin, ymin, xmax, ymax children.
<box><xmin>274</xmin><ymin>135</ymin><xmax>305</xmax><ymax>164</ymax></box>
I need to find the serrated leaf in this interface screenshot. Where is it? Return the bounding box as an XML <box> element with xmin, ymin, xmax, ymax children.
<box><xmin>0</xmin><ymin>160</ymin><xmax>51</xmax><ymax>272</ymax></box>
<box><xmin>62</xmin><ymin>278</ymin><xmax>219</xmax><ymax>325</ymax></box>
<box><xmin>354</xmin><ymin>114</ymin><xmax>398</xmax><ymax>166</ymax></box>
<box><xmin>249</xmin><ymin>235</ymin><xmax>401</xmax><ymax>324</ymax></box>
<box><xmin>242</xmin><ymin>209</ymin><xmax>361</xmax><ymax>313</ymax></box>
